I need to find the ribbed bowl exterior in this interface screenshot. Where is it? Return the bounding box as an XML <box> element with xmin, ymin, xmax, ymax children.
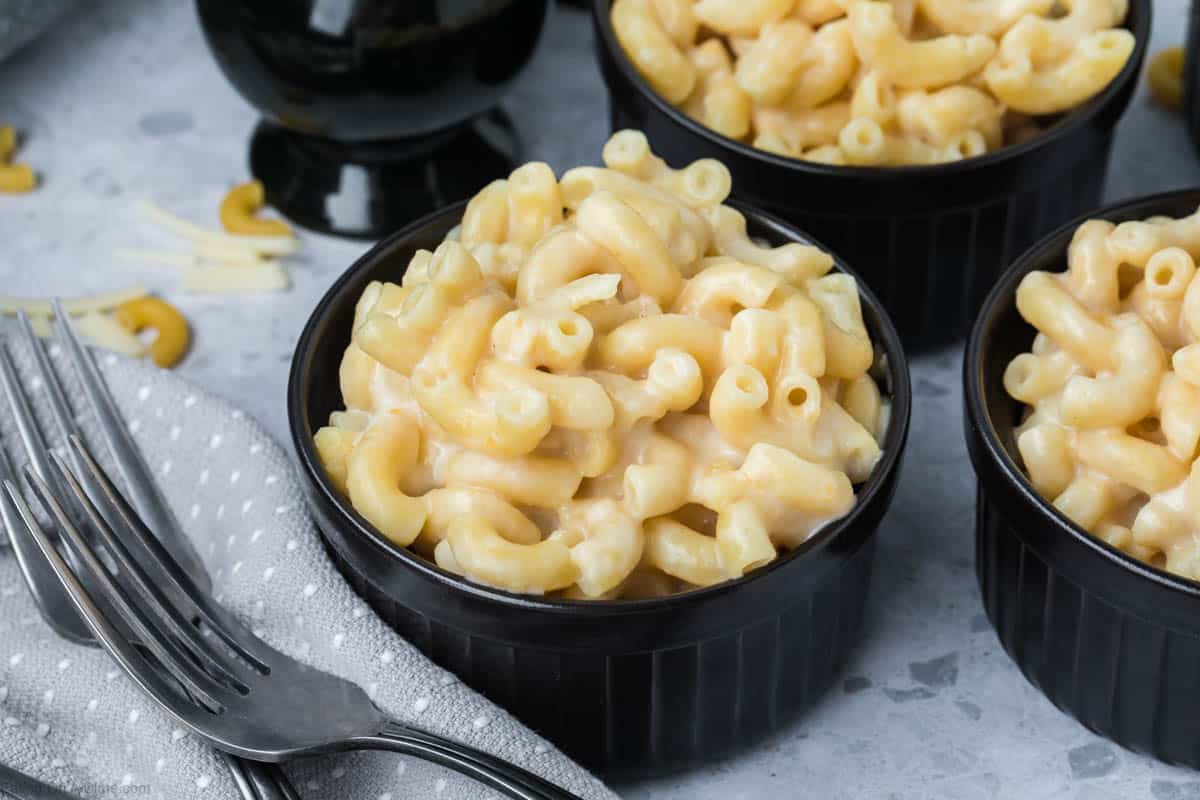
<box><xmin>965</xmin><ymin>189</ymin><xmax>1200</xmax><ymax>768</ymax></box>
<box><xmin>594</xmin><ymin>0</ymin><xmax>1149</xmax><ymax>349</ymax></box>
<box><xmin>289</xmin><ymin>200</ymin><xmax>911</xmax><ymax>778</ymax></box>
<box><xmin>326</xmin><ymin>533</ymin><xmax>876</xmax><ymax>776</ymax></box>
<box><xmin>975</xmin><ymin>490</ymin><xmax>1200</xmax><ymax>765</ymax></box>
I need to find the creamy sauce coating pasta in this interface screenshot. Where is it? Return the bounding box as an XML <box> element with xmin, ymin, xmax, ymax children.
<box><xmin>316</xmin><ymin>131</ymin><xmax>889</xmax><ymax>598</ymax></box>
<box><xmin>611</xmin><ymin>0</ymin><xmax>1135</xmax><ymax>165</ymax></box>
<box><xmin>1007</xmin><ymin>208</ymin><xmax>1200</xmax><ymax>580</ymax></box>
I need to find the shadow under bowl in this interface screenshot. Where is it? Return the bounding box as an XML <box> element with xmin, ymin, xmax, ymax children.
<box><xmin>288</xmin><ymin>200</ymin><xmax>912</xmax><ymax>778</ymax></box>
<box><xmin>591</xmin><ymin>0</ymin><xmax>1151</xmax><ymax>350</ymax></box>
<box><xmin>965</xmin><ymin>188</ymin><xmax>1200</xmax><ymax>768</ymax></box>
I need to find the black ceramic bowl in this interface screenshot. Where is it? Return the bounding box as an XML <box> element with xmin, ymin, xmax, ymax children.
<box><xmin>592</xmin><ymin>0</ymin><xmax>1151</xmax><ymax>349</ymax></box>
<box><xmin>965</xmin><ymin>188</ymin><xmax>1200</xmax><ymax>767</ymax></box>
<box><xmin>289</xmin><ymin>201</ymin><xmax>912</xmax><ymax>778</ymax></box>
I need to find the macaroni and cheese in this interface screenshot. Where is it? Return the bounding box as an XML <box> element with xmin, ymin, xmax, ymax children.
<box><xmin>1006</xmin><ymin>206</ymin><xmax>1200</xmax><ymax>580</ymax></box>
<box><xmin>316</xmin><ymin>131</ymin><xmax>890</xmax><ymax>599</ymax></box>
<box><xmin>611</xmin><ymin>0</ymin><xmax>1135</xmax><ymax>165</ymax></box>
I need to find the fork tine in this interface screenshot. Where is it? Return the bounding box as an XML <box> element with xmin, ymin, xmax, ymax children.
<box><xmin>12</xmin><ymin>469</ymin><xmax>232</xmax><ymax>710</ymax></box>
<box><xmin>0</xmin><ymin>429</ymin><xmax>93</xmax><ymax>644</ymax></box>
<box><xmin>51</xmin><ymin>299</ymin><xmax>211</xmax><ymax>589</ymax></box>
<box><xmin>8</xmin><ymin>314</ymin><xmax>102</xmax><ymax>534</ymax></box>
<box><xmin>48</xmin><ymin>448</ymin><xmax>255</xmax><ymax>688</ymax></box>
<box><xmin>0</xmin><ymin>450</ymin><xmax>21</xmax><ymax>553</ymax></box>
<box><xmin>67</xmin><ymin>435</ymin><xmax>273</xmax><ymax>672</ymax></box>
<box><xmin>0</xmin><ymin>338</ymin><xmax>60</xmax><ymax>485</ymax></box>
<box><xmin>0</xmin><ymin>345</ymin><xmax>99</xmax><ymax>644</ymax></box>
<box><xmin>15</xmin><ymin>310</ymin><xmax>84</xmax><ymax>442</ymax></box>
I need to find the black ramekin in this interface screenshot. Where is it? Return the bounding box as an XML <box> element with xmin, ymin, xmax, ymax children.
<box><xmin>965</xmin><ymin>188</ymin><xmax>1200</xmax><ymax>768</ymax></box>
<box><xmin>288</xmin><ymin>201</ymin><xmax>912</xmax><ymax>778</ymax></box>
<box><xmin>592</xmin><ymin>0</ymin><xmax>1150</xmax><ymax>349</ymax></box>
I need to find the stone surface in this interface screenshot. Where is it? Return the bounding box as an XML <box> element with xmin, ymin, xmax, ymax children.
<box><xmin>0</xmin><ymin>0</ymin><xmax>73</xmax><ymax>63</ymax></box>
<box><xmin>1</xmin><ymin>1</ymin><xmax>1198</xmax><ymax>798</ymax></box>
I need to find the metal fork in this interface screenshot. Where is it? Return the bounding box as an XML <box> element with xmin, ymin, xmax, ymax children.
<box><xmin>0</xmin><ymin>308</ymin><xmax>299</xmax><ymax>800</ymax></box>
<box><xmin>0</xmin><ymin>763</ymin><xmax>83</xmax><ymax>800</ymax></box>
<box><xmin>5</xmin><ymin>440</ymin><xmax>581</xmax><ymax>800</ymax></box>
<box><xmin>2</xmin><ymin>354</ymin><xmax>580</xmax><ymax>799</ymax></box>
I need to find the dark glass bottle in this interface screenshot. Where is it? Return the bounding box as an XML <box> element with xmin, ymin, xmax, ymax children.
<box><xmin>197</xmin><ymin>0</ymin><xmax>550</xmax><ymax>238</ymax></box>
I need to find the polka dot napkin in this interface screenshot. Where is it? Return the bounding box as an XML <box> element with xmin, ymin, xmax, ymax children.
<box><xmin>0</xmin><ymin>338</ymin><xmax>617</xmax><ymax>800</ymax></box>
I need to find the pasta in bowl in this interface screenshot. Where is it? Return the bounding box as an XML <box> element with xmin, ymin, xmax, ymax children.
<box><xmin>609</xmin><ymin>0</ymin><xmax>1134</xmax><ymax>165</ymax></box>
<box><xmin>590</xmin><ymin>0</ymin><xmax>1149</xmax><ymax>347</ymax></box>
<box><xmin>313</xmin><ymin>130</ymin><xmax>889</xmax><ymax>600</ymax></box>
<box><xmin>1006</xmin><ymin>210</ymin><xmax>1200</xmax><ymax>580</ymax></box>
<box><xmin>289</xmin><ymin>132</ymin><xmax>910</xmax><ymax>774</ymax></box>
<box><xmin>965</xmin><ymin>189</ymin><xmax>1200</xmax><ymax>769</ymax></box>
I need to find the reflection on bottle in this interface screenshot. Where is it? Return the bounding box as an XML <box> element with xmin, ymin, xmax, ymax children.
<box><xmin>308</xmin><ymin>0</ymin><xmax>354</xmax><ymax>36</ymax></box>
<box><xmin>325</xmin><ymin>163</ymin><xmax>372</xmax><ymax>232</ymax></box>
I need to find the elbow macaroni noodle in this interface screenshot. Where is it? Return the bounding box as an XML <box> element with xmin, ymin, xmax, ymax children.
<box><xmin>219</xmin><ymin>180</ymin><xmax>294</xmax><ymax>238</ymax></box>
<box><xmin>316</xmin><ymin>132</ymin><xmax>890</xmax><ymax>599</ymax></box>
<box><xmin>0</xmin><ymin>124</ymin><xmax>36</xmax><ymax>194</ymax></box>
<box><xmin>1007</xmin><ymin>206</ymin><xmax>1200</xmax><ymax>581</ymax></box>
<box><xmin>611</xmin><ymin>0</ymin><xmax>1134</xmax><ymax>165</ymax></box>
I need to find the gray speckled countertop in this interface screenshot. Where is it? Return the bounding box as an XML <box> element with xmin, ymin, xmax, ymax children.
<box><xmin>2</xmin><ymin>1</ymin><xmax>1200</xmax><ymax>798</ymax></box>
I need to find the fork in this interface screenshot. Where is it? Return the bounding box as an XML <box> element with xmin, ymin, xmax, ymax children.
<box><xmin>0</xmin><ymin>763</ymin><xmax>83</xmax><ymax>800</ymax></box>
<box><xmin>2</xmin><ymin>389</ymin><xmax>580</xmax><ymax>797</ymax></box>
<box><xmin>6</xmin><ymin>440</ymin><xmax>581</xmax><ymax>800</ymax></box>
<box><xmin>0</xmin><ymin>308</ymin><xmax>299</xmax><ymax>800</ymax></box>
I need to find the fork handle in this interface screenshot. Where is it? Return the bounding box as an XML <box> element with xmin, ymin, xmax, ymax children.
<box><xmin>0</xmin><ymin>762</ymin><xmax>82</xmax><ymax>800</ymax></box>
<box><xmin>221</xmin><ymin>752</ymin><xmax>302</xmax><ymax>800</ymax></box>
<box><xmin>354</xmin><ymin>722</ymin><xmax>582</xmax><ymax>800</ymax></box>
<box><xmin>243</xmin><ymin>762</ymin><xmax>303</xmax><ymax>800</ymax></box>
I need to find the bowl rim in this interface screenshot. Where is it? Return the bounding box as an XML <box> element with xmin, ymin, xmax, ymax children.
<box><xmin>590</xmin><ymin>0</ymin><xmax>1152</xmax><ymax>180</ymax></box>
<box><xmin>964</xmin><ymin>186</ymin><xmax>1200</xmax><ymax>601</ymax></box>
<box><xmin>288</xmin><ymin>198</ymin><xmax>912</xmax><ymax>615</ymax></box>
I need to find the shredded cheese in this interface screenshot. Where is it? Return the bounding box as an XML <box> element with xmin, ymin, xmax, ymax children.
<box><xmin>138</xmin><ymin>201</ymin><xmax>299</xmax><ymax>257</ymax></box>
<box><xmin>74</xmin><ymin>311</ymin><xmax>148</xmax><ymax>358</ymax></box>
<box><xmin>195</xmin><ymin>241</ymin><xmax>269</xmax><ymax>266</ymax></box>
<box><xmin>111</xmin><ymin>193</ymin><xmax>299</xmax><ymax>313</ymax></box>
<box><xmin>180</xmin><ymin>263</ymin><xmax>290</xmax><ymax>294</ymax></box>
<box><xmin>25</xmin><ymin>315</ymin><xmax>51</xmax><ymax>337</ymax></box>
<box><xmin>0</xmin><ymin>286</ymin><xmax>149</xmax><ymax>317</ymax></box>
<box><xmin>115</xmin><ymin>249</ymin><xmax>196</xmax><ymax>269</ymax></box>
<box><xmin>19</xmin><ymin>307</ymin><xmax>148</xmax><ymax>358</ymax></box>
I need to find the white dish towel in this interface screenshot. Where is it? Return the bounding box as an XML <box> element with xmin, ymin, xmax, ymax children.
<box><xmin>0</xmin><ymin>338</ymin><xmax>618</xmax><ymax>800</ymax></box>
